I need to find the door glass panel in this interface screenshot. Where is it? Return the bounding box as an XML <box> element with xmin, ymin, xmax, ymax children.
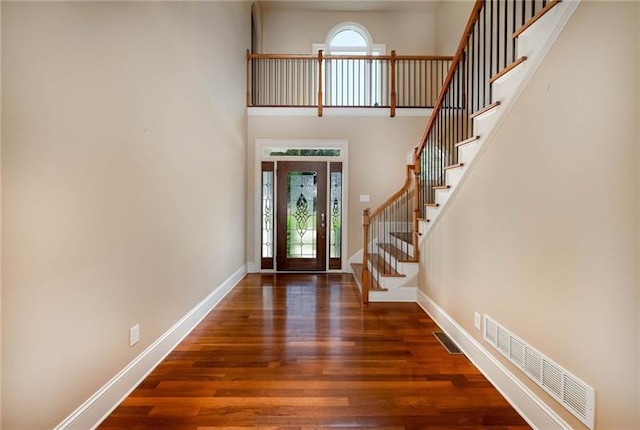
<box><xmin>261</xmin><ymin>162</ymin><xmax>275</xmax><ymax>269</ymax></box>
<box><xmin>330</xmin><ymin>171</ymin><xmax>342</xmax><ymax>259</ymax></box>
<box><xmin>262</xmin><ymin>171</ymin><xmax>274</xmax><ymax>258</ymax></box>
<box><xmin>287</xmin><ymin>171</ymin><xmax>317</xmax><ymax>259</ymax></box>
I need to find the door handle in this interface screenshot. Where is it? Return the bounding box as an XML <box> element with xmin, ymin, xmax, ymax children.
<box><xmin>320</xmin><ymin>213</ymin><xmax>325</xmax><ymax>238</ymax></box>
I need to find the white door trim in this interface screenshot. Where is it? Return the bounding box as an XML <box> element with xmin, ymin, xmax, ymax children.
<box><xmin>253</xmin><ymin>138</ymin><xmax>349</xmax><ymax>273</ymax></box>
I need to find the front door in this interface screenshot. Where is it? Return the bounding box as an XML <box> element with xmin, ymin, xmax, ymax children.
<box><xmin>276</xmin><ymin>161</ymin><xmax>327</xmax><ymax>271</ymax></box>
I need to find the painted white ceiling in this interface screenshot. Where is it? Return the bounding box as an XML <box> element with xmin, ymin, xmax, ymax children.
<box><xmin>258</xmin><ymin>1</ymin><xmax>442</xmax><ymax>13</ymax></box>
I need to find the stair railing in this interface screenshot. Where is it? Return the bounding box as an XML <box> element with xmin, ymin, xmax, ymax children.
<box><xmin>361</xmin><ymin>0</ymin><xmax>564</xmax><ymax>302</ymax></box>
<box><xmin>415</xmin><ymin>0</ymin><xmax>562</xmax><ymax>215</ymax></box>
<box><xmin>362</xmin><ymin>165</ymin><xmax>417</xmax><ymax>303</ymax></box>
<box><xmin>247</xmin><ymin>50</ymin><xmax>453</xmax><ymax>117</ymax></box>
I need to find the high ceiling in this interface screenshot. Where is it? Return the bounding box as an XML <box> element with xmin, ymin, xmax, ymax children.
<box><xmin>258</xmin><ymin>1</ymin><xmax>443</xmax><ymax>13</ymax></box>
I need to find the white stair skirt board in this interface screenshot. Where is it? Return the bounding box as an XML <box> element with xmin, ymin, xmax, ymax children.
<box><xmin>55</xmin><ymin>265</ymin><xmax>248</xmax><ymax>430</ymax></box>
<box><xmin>418</xmin><ymin>0</ymin><xmax>580</xmax><ymax>245</ymax></box>
<box><xmin>416</xmin><ymin>290</ymin><xmax>571</xmax><ymax>429</ymax></box>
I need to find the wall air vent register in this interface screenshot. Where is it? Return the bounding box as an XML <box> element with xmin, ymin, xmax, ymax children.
<box><xmin>483</xmin><ymin>316</ymin><xmax>595</xmax><ymax>429</ymax></box>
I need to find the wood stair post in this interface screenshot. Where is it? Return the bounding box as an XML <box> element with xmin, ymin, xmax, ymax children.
<box><xmin>362</xmin><ymin>208</ymin><xmax>371</xmax><ymax>304</ymax></box>
<box><xmin>317</xmin><ymin>50</ymin><xmax>324</xmax><ymax>117</ymax></box>
<box><xmin>412</xmin><ymin>165</ymin><xmax>420</xmax><ymax>261</ymax></box>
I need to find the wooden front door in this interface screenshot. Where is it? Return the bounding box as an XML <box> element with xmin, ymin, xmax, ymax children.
<box><xmin>276</xmin><ymin>161</ymin><xmax>327</xmax><ymax>271</ymax></box>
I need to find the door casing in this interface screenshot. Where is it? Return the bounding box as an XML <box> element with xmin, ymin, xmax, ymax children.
<box><xmin>253</xmin><ymin>139</ymin><xmax>349</xmax><ymax>273</ymax></box>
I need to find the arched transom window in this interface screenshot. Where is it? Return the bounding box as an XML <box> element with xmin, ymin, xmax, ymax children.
<box><xmin>314</xmin><ymin>23</ymin><xmax>386</xmax><ymax>107</ymax></box>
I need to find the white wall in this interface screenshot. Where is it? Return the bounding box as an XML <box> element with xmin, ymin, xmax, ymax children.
<box><xmin>1</xmin><ymin>2</ymin><xmax>250</xmax><ymax>428</ymax></box>
<box><xmin>419</xmin><ymin>2</ymin><xmax>639</xmax><ymax>428</ymax></box>
<box><xmin>247</xmin><ymin>113</ymin><xmax>427</xmax><ymax>265</ymax></box>
<box><xmin>262</xmin><ymin>9</ymin><xmax>436</xmax><ymax>54</ymax></box>
<box><xmin>435</xmin><ymin>0</ymin><xmax>474</xmax><ymax>55</ymax></box>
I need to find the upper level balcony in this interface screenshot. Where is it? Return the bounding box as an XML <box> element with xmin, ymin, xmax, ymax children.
<box><xmin>246</xmin><ymin>50</ymin><xmax>453</xmax><ymax>117</ymax></box>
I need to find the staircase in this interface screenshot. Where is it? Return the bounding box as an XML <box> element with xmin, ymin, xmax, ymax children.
<box><xmin>352</xmin><ymin>0</ymin><xmax>580</xmax><ymax>302</ymax></box>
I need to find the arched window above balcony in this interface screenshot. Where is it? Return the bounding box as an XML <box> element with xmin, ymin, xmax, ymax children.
<box><xmin>313</xmin><ymin>22</ymin><xmax>385</xmax><ymax>55</ymax></box>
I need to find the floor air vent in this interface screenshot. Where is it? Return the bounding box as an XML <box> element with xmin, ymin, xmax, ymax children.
<box><xmin>433</xmin><ymin>331</ymin><xmax>463</xmax><ymax>355</ymax></box>
<box><xmin>483</xmin><ymin>316</ymin><xmax>595</xmax><ymax>429</ymax></box>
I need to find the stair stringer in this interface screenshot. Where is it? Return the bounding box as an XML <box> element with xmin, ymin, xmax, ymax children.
<box><xmin>418</xmin><ymin>0</ymin><xmax>581</xmax><ymax>249</ymax></box>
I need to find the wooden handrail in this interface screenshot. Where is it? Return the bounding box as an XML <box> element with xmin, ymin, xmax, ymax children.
<box><xmin>415</xmin><ymin>0</ymin><xmax>484</xmax><ymax>160</ymax></box>
<box><xmin>368</xmin><ymin>165</ymin><xmax>415</xmax><ymax>220</ymax></box>
<box><xmin>247</xmin><ymin>53</ymin><xmax>453</xmax><ymax>62</ymax></box>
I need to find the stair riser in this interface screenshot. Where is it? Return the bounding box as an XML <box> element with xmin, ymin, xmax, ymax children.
<box><xmin>376</xmin><ymin>249</ymin><xmax>419</xmax><ymax>276</ymax></box>
<box><xmin>457</xmin><ymin>142</ymin><xmax>480</xmax><ymax>166</ymax></box>
<box><xmin>434</xmin><ymin>188</ymin><xmax>451</xmax><ymax>207</ymax></box>
<box><xmin>445</xmin><ymin>167</ymin><xmax>465</xmax><ymax>188</ymax></box>
<box><xmin>369</xmin><ymin>287</ymin><xmax>417</xmax><ymax>302</ymax></box>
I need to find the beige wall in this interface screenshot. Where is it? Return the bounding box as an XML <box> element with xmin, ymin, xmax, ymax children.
<box><xmin>435</xmin><ymin>0</ymin><xmax>474</xmax><ymax>55</ymax></box>
<box><xmin>0</xmin><ymin>4</ymin><xmax>3</xmax><ymax>428</ymax></box>
<box><xmin>262</xmin><ymin>9</ymin><xmax>436</xmax><ymax>54</ymax></box>
<box><xmin>1</xmin><ymin>2</ymin><xmax>250</xmax><ymax>428</ymax></box>
<box><xmin>247</xmin><ymin>114</ymin><xmax>427</xmax><ymax>264</ymax></box>
<box><xmin>637</xmin><ymin>2</ymin><xmax>640</xmax><ymax>427</ymax></box>
<box><xmin>419</xmin><ymin>2</ymin><xmax>639</xmax><ymax>428</ymax></box>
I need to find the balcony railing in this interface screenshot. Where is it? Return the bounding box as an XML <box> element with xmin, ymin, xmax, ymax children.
<box><xmin>247</xmin><ymin>51</ymin><xmax>453</xmax><ymax>117</ymax></box>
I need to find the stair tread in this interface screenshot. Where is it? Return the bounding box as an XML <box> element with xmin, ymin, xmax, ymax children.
<box><xmin>378</xmin><ymin>243</ymin><xmax>417</xmax><ymax>263</ymax></box>
<box><xmin>513</xmin><ymin>0</ymin><xmax>562</xmax><ymax>39</ymax></box>
<box><xmin>368</xmin><ymin>253</ymin><xmax>406</xmax><ymax>277</ymax></box>
<box><xmin>351</xmin><ymin>263</ymin><xmax>388</xmax><ymax>292</ymax></box>
<box><xmin>444</xmin><ymin>162</ymin><xmax>464</xmax><ymax>171</ymax></box>
<box><xmin>432</xmin><ymin>185</ymin><xmax>451</xmax><ymax>190</ymax></box>
<box><xmin>390</xmin><ymin>231</ymin><xmax>413</xmax><ymax>243</ymax></box>
<box><xmin>425</xmin><ymin>203</ymin><xmax>440</xmax><ymax>207</ymax></box>
<box><xmin>455</xmin><ymin>135</ymin><xmax>480</xmax><ymax>147</ymax></box>
<box><xmin>470</xmin><ymin>101</ymin><xmax>501</xmax><ymax>119</ymax></box>
<box><xmin>489</xmin><ymin>56</ymin><xmax>528</xmax><ymax>84</ymax></box>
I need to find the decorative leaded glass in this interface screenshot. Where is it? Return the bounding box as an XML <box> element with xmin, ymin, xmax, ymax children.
<box><xmin>330</xmin><ymin>171</ymin><xmax>342</xmax><ymax>259</ymax></box>
<box><xmin>264</xmin><ymin>148</ymin><xmax>340</xmax><ymax>157</ymax></box>
<box><xmin>261</xmin><ymin>171</ymin><xmax>274</xmax><ymax>259</ymax></box>
<box><xmin>286</xmin><ymin>171</ymin><xmax>317</xmax><ymax>258</ymax></box>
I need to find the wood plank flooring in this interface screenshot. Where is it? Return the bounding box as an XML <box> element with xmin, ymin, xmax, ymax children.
<box><xmin>99</xmin><ymin>273</ymin><xmax>530</xmax><ymax>429</ymax></box>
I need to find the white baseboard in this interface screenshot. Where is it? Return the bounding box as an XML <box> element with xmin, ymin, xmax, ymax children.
<box><xmin>55</xmin><ymin>265</ymin><xmax>248</xmax><ymax>430</ymax></box>
<box><xmin>416</xmin><ymin>289</ymin><xmax>571</xmax><ymax>430</ymax></box>
<box><xmin>247</xmin><ymin>261</ymin><xmax>258</xmax><ymax>273</ymax></box>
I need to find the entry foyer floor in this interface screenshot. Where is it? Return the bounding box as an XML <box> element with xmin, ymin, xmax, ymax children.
<box><xmin>99</xmin><ymin>273</ymin><xmax>530</xmax><ymax>429</ymax></box>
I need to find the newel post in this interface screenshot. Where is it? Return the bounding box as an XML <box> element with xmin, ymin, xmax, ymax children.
<box><xmin>412</xmin><ymin>163</ymin><xmax>421</xmax><ymax>261</ymax></box>
<box><xmin>317</xmin><ymin>50</ymin><xmax>324</xmax><ymax>117</ymax></box>
<box><xmin>246</xmin><ymin>49</ymin><xmax>252</xmax><ymax>107</ymax></box>
<box><xmin>362</xmin><ymin>208</ymin><xmax>371</xmax><ymax>304</ymax></box>
<box><xmin>390</xmin><ymin>50</ymin><xmax>397</xmax><ymax>117</ymax></box>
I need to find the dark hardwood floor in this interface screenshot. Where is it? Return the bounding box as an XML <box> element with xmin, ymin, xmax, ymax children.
<box><xmin>99</xmin><ymin>273</ymin><xmax>530</xmax><ymax>429</ymax></box>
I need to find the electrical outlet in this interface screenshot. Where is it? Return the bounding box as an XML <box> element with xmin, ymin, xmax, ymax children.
<box><xmin>474</xmin><ymin>312</ymin><xmax>482</xmax><ymax>331</ymax></box>
<box><xmin>130</xmin><ymin>324</ymin><xmax>140</xmax><ymax>347</ymax></box>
